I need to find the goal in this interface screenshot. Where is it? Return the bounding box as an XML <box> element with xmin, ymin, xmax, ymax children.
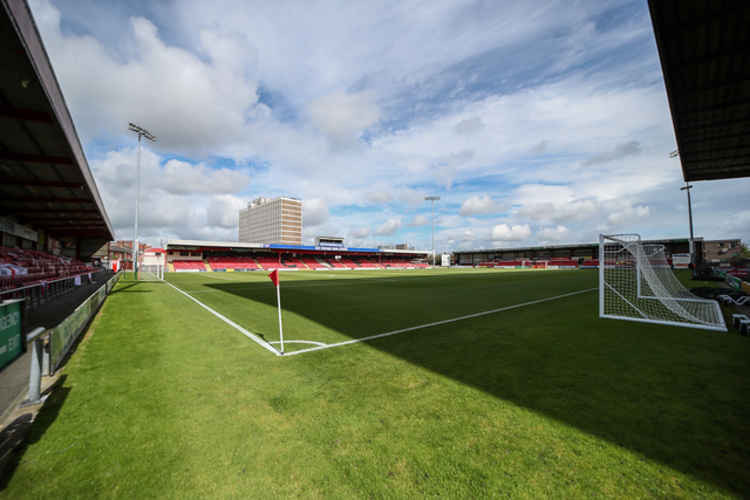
<box><xmin>138</xmin><ymin>264</ymin><xmax>164</xmax><ymax>281</ymax></box>
<box><xmin>599</xmin><ymin>234</ymin><xmax>726</xmax><ymax>331</ymax></box>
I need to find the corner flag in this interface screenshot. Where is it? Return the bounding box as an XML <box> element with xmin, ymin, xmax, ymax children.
<box><xmin>269</xmin><ymin>269</ymin><xmax>283</xmax><ymax>353</ymax></box>
<box><xmin>268</xmin><ymin>269</ymin><xmax>279</xmax><ymax>287</ymax></box>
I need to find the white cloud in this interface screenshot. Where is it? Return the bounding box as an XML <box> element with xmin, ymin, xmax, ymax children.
<box><xmin>90</xmin><ymin>148</ymin><xmax>251</xmax><ymax>241</ymax></box>
<box><xmin>375</xmin><ymin>218</ymin><xmax>402</xmax><ymax>236</ymax></box>
<box><xmin>459</xmin><ymin>195</ymin><xmax>503</xmax><ymax>216</ymax></box>
<box><xmin>454</xmin><ymin>117</ymin><xmax>484</xmax><ymax>135</ymax></box>
<box><xmin>30</xmin><ymin>0</ymin><xmax>258</xmax><ymax>153</ymax></box>
<box><xmin>303</xmin><ymin>198</ymin><xmax>329</xmax><ymax>227</ymax></box>
<box><xmin>28</xmin><ymin>0</ymin><xmax>750</xmax><ymax>251</ymax></box>
<box><xmin>538</xmin><ymin>225</ymin><xmax>570</xmax><ymax>241</ymax></box>
<box><xmin>365</xmin><ymin>191</ymin><xmax>393</xmax><ymax>204</ymax></box>
<box><xmin>409</xmin><ymin>215</ymin><xmax>429</xmax><ymax>226</ymax></box>
<box><xmin>607</xmin><ymin>204</ymin><xmax>650</xmax><ymax>225</ymax></box>
<box><xmin>206</xmin><ymin>195</ymin><xmax>246</xmax><ymax>228</ymax></box>
<box><xmin>307</xmin><ymin>91</ymin><xmax>380</xmax><ymax>148</ymax></box>
<box><xmin>491</xmin><ymin>224</ymin><xmax>532</xmax><ymax>241</ymax></box>
<box><xmin>350</xmin><ymin>227</ymin><xmax>370</xmax><ymax>239</ymax></box>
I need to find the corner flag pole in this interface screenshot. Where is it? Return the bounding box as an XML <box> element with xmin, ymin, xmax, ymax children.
<box><xmin>269</xmin><ymin>269</ymin><xmax>284</xmax><ymax>354</ymax></box>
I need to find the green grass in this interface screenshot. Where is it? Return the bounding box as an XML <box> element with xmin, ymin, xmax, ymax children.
<box><xmin>2</xmin><ymin>269</ymin><xmax>749</xmax><ymax>498</ymax></box>
<box><xmin>166</xmin><ymin>268</ymin><xmax>597</xmax><ymax>351</ymax></box>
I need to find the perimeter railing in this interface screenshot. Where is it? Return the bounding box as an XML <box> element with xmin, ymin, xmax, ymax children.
<box><xmin>0</xmin><ymin>269</ymin><xmax>110</xmax><ymax>324</ymax></box>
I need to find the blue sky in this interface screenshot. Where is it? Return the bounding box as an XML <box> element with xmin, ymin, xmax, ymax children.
<box><xmin>30</xmin><ymin>0</ymin><xmax>750</xmax><ymax>250</ymax></box>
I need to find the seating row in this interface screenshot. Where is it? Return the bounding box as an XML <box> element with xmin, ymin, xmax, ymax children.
<box><xmin>0</xmin><ymin>246</ymin><xmax>96</xmax><ymax>290</ymax></box>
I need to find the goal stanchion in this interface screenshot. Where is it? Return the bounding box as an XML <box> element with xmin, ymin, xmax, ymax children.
<box><xmin>599</xmin><ymin>233</ymin><xmax>726</xmax><ymax>331</ymax></box>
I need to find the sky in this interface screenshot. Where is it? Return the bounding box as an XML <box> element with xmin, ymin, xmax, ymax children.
<box><xmin>30</xmin><ymin>0</ymin><xmax>750</xmax><ymax>251</ymax></box>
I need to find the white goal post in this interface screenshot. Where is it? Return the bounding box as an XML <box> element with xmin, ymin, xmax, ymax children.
<box><xmin>138</xmin><ymin>264</ymin><xmax>164</xmax><ymax>281</ymax></box>
<box><xmin>599</xmin><ymin>234</ymin><xmax>726</xmax><ymax>331</ymax></box>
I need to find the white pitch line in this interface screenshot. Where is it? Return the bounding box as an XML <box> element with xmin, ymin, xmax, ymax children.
<box><xmin>269</xmin><ymin>340</ymin><xmax>328</xmax><ymax>347</ymax></box>
<box><xmin>283</xmin><ymin>288</ymin><xmax>597</xmax><ymax>357</ymax></box>
<box><xmin>166</xmin><ymin>281</ymin><xmax>281</xmax><ymax>356</ymax></box>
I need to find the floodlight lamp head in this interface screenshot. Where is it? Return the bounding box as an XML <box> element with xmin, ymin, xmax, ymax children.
<box><xmin>128</xmin><ymin>122</ymin><xmax>157</xmax><ymax>142</ymax></box>
<box><xmin>425</xmin><ymin>196</ymin><xmax>440</xmax><ymax>201</ymax></box>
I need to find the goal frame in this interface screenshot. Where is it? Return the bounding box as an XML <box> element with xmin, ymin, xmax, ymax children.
<box><xmin>599</xmin><ymin>233</ymin><xmax>726</xmax><ymax>332</ymax></box>
<box><xmin>137</xmin><ymin>264</ymin><xmax>164</xmax><ymax>281</ymax></box>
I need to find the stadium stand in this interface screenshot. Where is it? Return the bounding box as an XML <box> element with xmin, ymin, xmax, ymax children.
<box><xmin>172</xmin><ymin>261</ymin><xmax>207</xmax><ymax>271</ymax></box>
<box><xmin>382</xmin><ymin>259</ymin><xmax>414</xmax><ymax>268</ymax></box>
<box><xmin>206</xmin><ymin>256</ymin><xmax>259</xmax><ymax>270</ymax></box>
<box><xmin>339</xmin><ymin>258</ymin><xmax>359</xmax><ymax>268</ymax></box>
<box><xmin>0</xmin><ymin>247</ymin><xmax>96</xmax><ymax>290</ymax></box>
<box><xmin>166</xmin><ymin>241</ymin><xmax>431</xmax><ymax>272</ymax></box>
<box><xmin>256</xmin><ymin>256</ymin><xmax>282</xmax><ymax>270</ymax></box>
<box><xmin>300</xmin><ymin>256</ymin><xmax>326</xmax><ymax>269</ymax></box>
<box><xmin>281</xmin><ymin>256</ymin><xmax>307</xmax><ymax>269</ymax></box>
<box><xmin>0</xmin><ymin>0</ymin><xmax>119</xmax><ymax>422</ymax></box>
<box><xmin>356</xmin><ymin>258</ymin><xmax>381</xmax><ymax>269</ymax></box>
<box><xmin>547</xmin><ymin>258</ymin><xmax>578</xmax><ymax>269</ymax></box>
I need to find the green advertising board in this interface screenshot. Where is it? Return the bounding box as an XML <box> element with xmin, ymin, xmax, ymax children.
<box><xmin>49</xmin><ymin>272</ymin><xmax>121</xmax><ymax>371</ymax></box>
<box><xmin>0</xmin><ymin>299</ymin><xmax>23</xmax><ymax>370</ymax></box>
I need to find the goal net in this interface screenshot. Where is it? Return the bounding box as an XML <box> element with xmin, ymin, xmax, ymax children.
<box><xmin>599</xmin><ymin>234</ymin><xmax>725</xmax><ymax>331</ymax></box>
<box><xmin>138</xmin><ymin>264</ymin><xmax>164</xmax><ymax>281</ymax></box>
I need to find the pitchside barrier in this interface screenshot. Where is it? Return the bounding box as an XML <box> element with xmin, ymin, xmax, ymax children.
<box><xmin>0</xmin><ymin>269</ymin><xmax>109</xmax><ymax>325</ymax></box>
<box><xmin>48</xmin><ymin>271</ymin><xmax>122</xmax><ymax>371</ymax></box>
<box><xmin>22</xmin><ymin>272</ymin><xmax>122</xmax><ymax>406</ymax></box>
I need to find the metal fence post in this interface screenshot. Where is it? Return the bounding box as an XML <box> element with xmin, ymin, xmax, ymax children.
<box><xmin>22</xmin><ymin>327</ymin><xmax>48</xmax><ymax>407</ymax></box>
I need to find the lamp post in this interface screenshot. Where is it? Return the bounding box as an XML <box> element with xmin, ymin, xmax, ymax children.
<box><xmin>680</xmin><ymin>182</ymin><xmax>695</xmax><ymax>264</ymax></box>
<box><xmin>128</xmin><ymin>123</ymin><xmax>156</xmax><ymax>279</ymax></box>
<box><xmin>424</xmin><ymin>196</ymin><xmax>440</xmax><ymax>265</ymax></box>
<box><xmin>671</xmin><ymin>150</ymin><xmax>697</xmax><ymax>271</ymax></box>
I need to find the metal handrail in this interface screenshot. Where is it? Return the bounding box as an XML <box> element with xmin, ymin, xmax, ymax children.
<box><xmin>0</xmin><ymin>269</ymin><xmax>100</xmax><ymax>296</ymax></box>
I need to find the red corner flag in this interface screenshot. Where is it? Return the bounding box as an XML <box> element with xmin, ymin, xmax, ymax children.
<box><xmin>268</xmin><ymin>269</ymin><xmax>279</xmax><ymax>287</ymax></box>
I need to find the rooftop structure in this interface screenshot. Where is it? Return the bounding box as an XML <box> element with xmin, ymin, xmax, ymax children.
<box><xmin>649</xmin><ymin>0</ymin><xmax>750</xmax><ymax>181</ymax></box>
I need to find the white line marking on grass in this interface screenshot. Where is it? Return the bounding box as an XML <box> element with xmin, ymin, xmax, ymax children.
<box><xmin>166</xmin><ymin>281</ymin><xmax>281</xmax><ymax>356</ymax></box>
<box><xmin>269</xmin><ymin>340</ymin><xmax>327</xmax><ymax>347</ymax></box>
<box><xmin>283</xmin><ymin>288</ymin><xmax>597</xmax><ymax>357</ymax></box>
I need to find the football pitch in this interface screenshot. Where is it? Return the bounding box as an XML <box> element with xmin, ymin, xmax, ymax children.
<box><xmin>166</xmin><ymin>268</ymin><xmax>598</xmax><ymax>355</ymax></box>
<box><xmin>2</xmin><ymin>269</ymin><xmax>749</xmax><ymax>497</ymax></box>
